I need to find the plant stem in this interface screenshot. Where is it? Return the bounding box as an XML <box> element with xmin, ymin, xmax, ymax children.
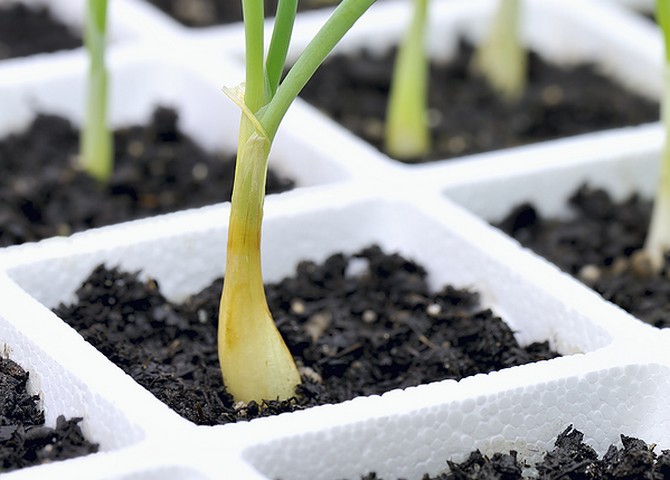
<box><xmin>645</xmin><ymin>0</ymin><xmax>670</xmax><ymax>270</ymax></box>
<box><xmin>218</xmin><ymin>115</ymin><xmax>301</xmax><ymax>403</ymax></box>
<box><xmin>80</xmin><ymin>0</ymin><xmax>112</xmax><ymax>181</ymax></box>
<box><xmin>384</xmin><ymin>0</ymin><xmax>430</xmax><ymax>161</ymax></box>
<box><xmin>472</xmin><ymin>0</ymin><xmax>526</xmax><ymax>102</ymax></box>
<box><xmin>219</xmin><ymin>0</ymin><xmax>376</xmax><ymax>404</ymax></box>
<box><xmin>645</xmin><ymin>70</ymin><xmax>670</xmax><ymax>270</ymax></box>
<box><xmin>220</xmin><ymin>0</ymin><xmax>301</xmax><ymax>404</ymax></box>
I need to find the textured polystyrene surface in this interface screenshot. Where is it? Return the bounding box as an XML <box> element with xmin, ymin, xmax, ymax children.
<box><xmin>0</xmin><ymin>1</ymin><xmax>668</xmax><ymax>479</ymax></box>
<box><xmin>241</xmin><ymin>361</ymin><xmax>670</xmax><ymax>480</ymax></box>
<box><xmin>436</xmin><ymin>125</ymin><xmax>662</xmax><ymax>222</ymax></box>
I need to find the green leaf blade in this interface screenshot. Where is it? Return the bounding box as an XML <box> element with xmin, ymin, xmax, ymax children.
<box><xmin>266</xmin><ymin>0</ymin><xmax>298</xmax><ymax>97</ymax></box>
<box><xmin>260</xmin><ymin>0</ymin><xmax>377</xmax><ymax>140</ymax></box>
<box><xmin>80</xmin><ymin>0</ymin><xmax>112</xmax><ymax>182</ymax></box>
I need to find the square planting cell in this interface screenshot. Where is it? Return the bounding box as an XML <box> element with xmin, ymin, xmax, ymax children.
<box><xmin>220</xmin><ymin>0</ymin><xmax>663</xmax><ymax>166</ymax></box>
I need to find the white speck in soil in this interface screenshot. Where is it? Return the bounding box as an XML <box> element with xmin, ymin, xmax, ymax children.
<box><xmin>126</xmin><ymin>140</ymin><xmax>144</xmax><ymax>157</ymax></box>
<box><xmin>541</xmin><ymin>84</ymin><xmax>564</xmax><ymax>106</ymax></box>
<box><xmin>578</xmin><ymin>264</ymin><xmax>601</xmax><ymax>284</ymax></box>
<box><xmin>191</xmin><ymin>162</ymin><xmax>209</xmax><ymax>181</ymax></box>
<box><xmin>290</xmin><ymin>299</ymin><xmax>306</xmax><ymax>315</ymax></box>
<box><xmin>362</xmin><ymin>309</ymin><xmax>377</xmax><ymax>323</ymax></box>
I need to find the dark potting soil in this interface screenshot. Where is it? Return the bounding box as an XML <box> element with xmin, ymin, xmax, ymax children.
<box><xmin>299</xmin><ymin>42</ymin><xmax>659</xmax><ymax>163</ymax></box>
<box><xmin>0</xmin><ymin>3</ymin><xmax>81</xmax><ymax>60</ymax></box>
<box><xmin>144</xmin><ymin>0</ymin><xmax>343</xmax><ymax>27</ymax></box>
<box><xmin>497</xmin><ymin>185</ymin><xmax>670</xmax><ymax>328</ymax></box>
<box><xmin>0</xmin><ymin>107</ymin><xmax>293</xmax><ymax>247</ymax></box>
<box><xmin>0</xmin><ymin>357</ymin><xmax>98</xmax><ymax>472</ymax></box>
<box><xmin>354</xmin><ymin>426</ymin><xmax>670</xmax><ymax>480</ymax></box>
<box><xmin>53</xmin><ymin>245</ymin><xmax>559</xmax><ymax>426</ymax></box>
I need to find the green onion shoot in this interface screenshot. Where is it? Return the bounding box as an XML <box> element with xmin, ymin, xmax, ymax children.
<box><xmin>644</xmin><ymin>0</ymin><xmax>670</xmax><ymax>270</ymax></box>
<box><xmin>80</xmin><ymin>0</ymin><xmax>112</xmax><ymax>182</ymax></box>
<box><xmin>384</xmin><ymin>0</ymin><xmax>430</xmax><ymax>160</ymax></box>
<box><xmin>471</xmin><ymin>0</ymin><xmax>526</xmax><ymax>102</ymax></box>
<box><xmin>218</xmin><ymin>0</ymin><xmax>375</xmax><ymax>404</ymax></box>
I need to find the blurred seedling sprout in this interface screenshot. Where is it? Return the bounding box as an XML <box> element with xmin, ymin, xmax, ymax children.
<box><xmin>218</xmin><ymin>0</ymin><xmax>376</xmax><ymax>404</ymax></box>
<box><xmin>472</xmin><ymin>0</ymin><xmax>526</xmax><ymax>102</ymax></box>
<box><xmin>384</xmin><ymin>0</ymin><xmax>430</xmax><ymax>160</ymax></box>
<box><xmin>644</xmin><ymin>0</ymin><xmax>670</xmax><ymax>270</ymax></box>
<box><xmin>80</xmin><ymin>0</ymin><xmax>112</xmax><ymax>181</ymax></box>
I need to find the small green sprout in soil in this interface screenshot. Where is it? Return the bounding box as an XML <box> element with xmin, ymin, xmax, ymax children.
<box><xmin>218</xmin><ymin>0</ymin><xmax>375</xmax><ymax>404</ymax></box>
<box><xmin>386</xmin><ymin>0</ymin><xmax>526</xmax><ymax>161</ymax></box>
<box><xmin>384</xmin><ymin>0</ymin><xmax>430</xmax><ymax>160</ymax></box>
<box><xmin>471</xmin><ymin>0</ymin><xmax>526</xmax><ymax>102</ymax></box>
<box><xmin>644</xmin><ymin>0</ymin><xmax>670</xmax><ymax>270</ymax></box>
<box><xmin>79</xmin><ymin>0</ymin><xmax>112</xmax><ymax>181</ymax></box>
<box><xmin>299</xmin><ymin>42</ymin><xmax>657</xmax><ymax>163</ymax></box>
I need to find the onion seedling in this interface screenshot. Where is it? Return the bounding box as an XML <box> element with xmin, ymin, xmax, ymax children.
<box><xmin>472</xmin><ymin>0</ymin><xmax>526</xmax><ymax>102</ymax></box>
<box><xmin>219</xmin><ymin>0</ymin><xmax>375</xmax><ymax>404</ymax></box>
<box><xmin>384</xmin><ymin>0</ymin><xmax>430</xmax><ymax>160</ymax></box>
<box><xmin>644</xmin><ymin>0</ymin><xmax>670</xmax><ymax>270</ymax></box>
<box><xmin>80</xmin><ymin>0</ymin><xmax>112</xmax><ymax>181</ymax></box>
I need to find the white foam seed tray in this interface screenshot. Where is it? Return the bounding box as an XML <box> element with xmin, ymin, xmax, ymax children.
<box><xmin>0</xmin><ymin>0</ymin><xmax>669</xmax><ymax>478</ymax></box>
<box><xmin>1</xmin><ymin>173</ymin><xmax>668</xmax><ymax>479</ymax></box>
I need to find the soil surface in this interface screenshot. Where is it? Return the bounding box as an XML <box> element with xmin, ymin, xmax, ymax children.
<box><xmin>299</xmin><ymin>43</ymin><xmax>658</xmax><ymax>163</ymax></box>
<box><xmin>0</xmin><ymin>3</ymin><xmax>81</xmax><ymax>60</ymax></box>
<box><xmin>144</xmin><ymin>0</ymin><xmax>343</xmax><ymax>27</ymax></box>
<box><xmin>0</xmin><ymin>107</ymin><xmax>293</xmax><ymax>247</ymax></box>
<box><xmin>53</xmin><ymin>245</ymin><xmax>559</xmax><ymax>426</ymax></box>
<box><xmin>497</xmin><ymin>185</ymin><xmax>670</xmax><ymax>328</ymax></box>
<box><xmin>356</xmin><ymin>426</ymin><xmax>670</xmax><ymax>479</ymax></box>
<box><xmin>0</xmin><ymin>357</ymin><xmax>98</xmax><ymax>472</ymax></box>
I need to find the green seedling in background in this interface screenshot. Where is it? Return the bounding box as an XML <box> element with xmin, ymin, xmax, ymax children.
<box><xmin>218</xmin><ymin>0</ymin><xmax>375</xmax><ymax>404</ymax></box>
<box><xmin>384</xmin><ymin>0</ymin><xmax>430</xmax><ymax>160</ymax></box>
<box><xmin>645</xmin><ymin>0</ymin><xmax>670</xmax><ymax>270</ymax></box>
<box><xmin>80</xmin><ymin>0</ymin><xmax>112</xmax><ymax>181</ymax></box>
<box><xmin>472</xmin><ymin>0</ymin><xmax>526</xmax><ymax>102</ymax></box>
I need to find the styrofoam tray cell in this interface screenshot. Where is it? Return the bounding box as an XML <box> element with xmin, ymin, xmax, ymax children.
<box><xmin>243</xmin><ymin>360</ymin><xmax>670</xmax><ymax>480</ymax></box>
